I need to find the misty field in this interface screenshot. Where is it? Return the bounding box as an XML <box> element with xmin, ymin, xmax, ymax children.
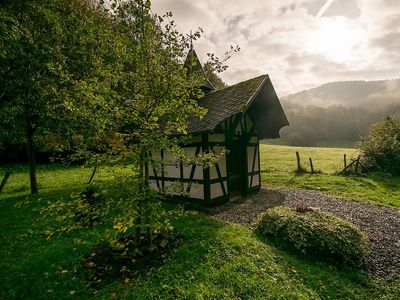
<box><xmin>260</xmin><ymin>144</ymin><xmax>400</xmax><ymax>208</ymax></box>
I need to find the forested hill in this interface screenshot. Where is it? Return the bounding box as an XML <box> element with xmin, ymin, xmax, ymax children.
<box><xmin>278</xmin><ymin>79</ymin><xmax>400</xmax><ymax>147</ymax></box>
<box><xmin>282</xmin><ymin>79</ymin><xmax>400</xmax><ymax>108</ymax></box>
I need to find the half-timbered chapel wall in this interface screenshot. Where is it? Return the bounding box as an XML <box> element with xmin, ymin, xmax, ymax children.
<box><xmin>149</xmin><ymin>132</ymin><xmax>229</xmax><ymax>203</ymax></box>
<box><xmin>149</xmin><ymin>112</ymin><xmax>261</xmax><ymax>202</ymax></box>
<box><xmin>149</xmin><ymin>142</ymin><xmax>205</xmax><ymax>200</ymax></box>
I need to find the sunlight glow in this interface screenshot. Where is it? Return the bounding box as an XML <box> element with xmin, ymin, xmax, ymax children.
<box><xmin>307</xmin><ymin>17</ymin><xmax>363</xmax><ymax>62</ymax></box>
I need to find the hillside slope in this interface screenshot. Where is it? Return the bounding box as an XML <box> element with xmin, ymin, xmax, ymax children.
<box><xmin>278</xmin><ymin>79</ymin><xmax>400</xmax><ymax>146</ymax></box>
<box><xmin>282</xmin><ymin>79</ymin><xmax>400</xmax><ymax>108</ymax></box>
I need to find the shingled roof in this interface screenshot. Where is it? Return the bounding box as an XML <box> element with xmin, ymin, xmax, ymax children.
<box><xmin>188</xmin><ymin>74</ymin><xmax>265</xmax><ymax>133</ymax></box>
<box><xmin>188</xmin><ymin>74</ymin><xmax>289</xmax><ymax>138</ymax></box>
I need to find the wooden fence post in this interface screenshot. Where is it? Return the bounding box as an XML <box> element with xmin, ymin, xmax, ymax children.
<box><xmin>309</xmin><ymin>158</ymin><xmax>314</xmax><ymax>174</ymax></box>
<box><xmin>344</xmin><ymin>154</ymin><xmax>347</xmax><ymax>169</ymax></box>
<box><xmin>0</xmin><ymin>171</ymin><xmax>11</xmax><ymax>193</ymax></box>
<box><xmin>296</xmin><ymin>151</ymin><xmax>301</xmax><ymax>171</ymax></box>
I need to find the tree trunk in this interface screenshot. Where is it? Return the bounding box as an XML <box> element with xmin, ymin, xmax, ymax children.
<box><xmin>26</xmin><ymin>121</ymin><xmax>38</xmax><ymax>194</ymax></box>
<box><xmin>144</xmin><ymin>159</ymin><xmax>149</xmax><ymax>187</ymax></box>
<box><xmin>134</xmin><ymin>149</ymin><xmax>151</xmax><ymax>242</ymax></box>
<box><xmin>135</xmin><ymin>150</ymin><xmax>145</xmax><ymax>242</ymax></box>
<box><xmin>88</xmin><ymin>166</ymin><xmax>98</xmax><ymax>184</ymax></box>
<box><xmin>0</xmin><ymin>171</ymin><xmax>11</xmax><ymax>193</ymax></box>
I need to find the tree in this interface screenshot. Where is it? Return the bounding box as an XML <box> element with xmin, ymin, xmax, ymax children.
<box><xmin>80</xmin><ymin>0</ymin><xmax>235</xmax><ymax>177</ymax></box>
<box><xmin>358</xmin><ymin>116</ymin><xmax>400</xmax><ymax>175</ymax></box>
<box><xmin>0</xmin><ymin>0</ymin><xmax>124</xmax><ymax>193</ymax></box>
<box><xmin>71</xmin><ymin>0</ymin><xmax>238</xmax><ymax>244</ymax></box>
<box><xmin>204</xmin><ymin>62</ymin><xmax>227</xmax><ymax>89</ymax></box>
<box><xmin>5</xmin><ymin>1</ymin><xmax>239</xmax><ymax>276</ymax></box>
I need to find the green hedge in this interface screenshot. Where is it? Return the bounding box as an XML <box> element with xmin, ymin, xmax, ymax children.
<box><xmin>256</xmin><ymin>206</ymin><xmax>368</xmax><ymax>265</ymax></box>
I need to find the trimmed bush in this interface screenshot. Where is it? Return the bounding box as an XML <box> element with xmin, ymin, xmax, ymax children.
<box><xmin>256</xmin><ymin>206</ymin><xmax>368</xmax><ymax>265</ymax></box>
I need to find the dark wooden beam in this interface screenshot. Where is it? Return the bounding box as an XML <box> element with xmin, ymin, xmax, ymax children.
<box><xmin>186</xmin><ymin>145</ymin><xmax>201</xmax><ymax>194</ymax></box>
<box><xmin>202</xmin><ymin>133</ymin><xmax>211</xmax><ymax>202</ymax></box>
<box><xmin>249</xmin><ymin>145</ymin><xmax>257</xmax><ymax>188</ymax></box>
<box><xmin>149</xmin><ymin>151</ymin><xmax>160</xmax><ymax>189</ymax></box>
<box><xmin>211</xmin><ymin>147</ymin><xmax>227</xmax><ymax>196</ymax></box>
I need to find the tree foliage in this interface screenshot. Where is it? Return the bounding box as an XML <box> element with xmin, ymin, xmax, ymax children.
<box><xmin>71</xmin><ymin>1</ymin><xmax>237</xmax><ymax>195</ymax></box>
<box><xmin>204</xmin><ymin>62</ymin><xmax>227</xmax><ymax>90</ymax></box>
<box><xmin>0</xmin><ymin>0</ymin><xmax>125</xmax><ymax>193</ymax></box>
<box><xmin>77</xmin><ymin>0</ymin><xmax>236</xmax><ymax>247</ymax></box>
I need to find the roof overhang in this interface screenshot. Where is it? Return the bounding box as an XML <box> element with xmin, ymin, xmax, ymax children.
<box><xmin>188</xmin><ymin>74</ymin><xmax>289</xmax><ymax>138</ymax></box>
<box><xmin>245</xmin><ymin>76</ymin><xmax>289</xmax><ymax>139</ymax></box>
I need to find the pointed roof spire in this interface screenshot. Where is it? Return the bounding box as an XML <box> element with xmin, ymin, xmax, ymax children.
<box><xmin>190</xmin><ymin>30</ymin><xmax>193</xmax><ymax>51</ymax></box>
<box><xmin>184</xmin><ymin>34</ymin><xmax>215</xmax><ymax>93</ymax></box>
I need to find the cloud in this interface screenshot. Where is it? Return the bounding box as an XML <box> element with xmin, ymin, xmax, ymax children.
<box><xmin>152</xmin><ymin>0</ymin><xmax>400</xmax><ymax>96</ymax></box>
<box><xmin>372</xmin><ymin>33</ymin><xmax>400</xmax><ymax>53</ymax></box>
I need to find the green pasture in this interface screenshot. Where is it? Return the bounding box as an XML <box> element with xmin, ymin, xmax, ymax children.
<box><xmin>260</xmin><ymin>144</ymin><xmax>400</xmax><ymax>208</ymax></box>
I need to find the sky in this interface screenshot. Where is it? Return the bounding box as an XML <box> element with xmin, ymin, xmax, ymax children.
<box><xmin>152</xmin><ymin>0</ymin><xmax>400</xmax><ymax>96</ymax></box>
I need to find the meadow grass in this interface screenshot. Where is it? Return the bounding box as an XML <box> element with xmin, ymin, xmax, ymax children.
<box><xmin>260</xmin><ymin>144</ymin><xmax>400</xmax><ymax>208</ymax></box>
<box><xmin>1</xmin><ymin>146</ymin><xmax>400</xmax><ymax>299</ymax></box>
<box><xmin>1</xmin><ymin>183</ymin><xmax>399</xmax><ymax>299</ymax></box>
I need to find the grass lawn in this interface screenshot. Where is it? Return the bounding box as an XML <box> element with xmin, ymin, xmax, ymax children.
<box><xmin>260</xmin><ymin>144</ymin><xmax>400</xmax><ymax>208</ymax></box>
<box><xmin>1</xmin><ymin>146</ymin><xmax>400</xmax><ymax>299</ymax></box>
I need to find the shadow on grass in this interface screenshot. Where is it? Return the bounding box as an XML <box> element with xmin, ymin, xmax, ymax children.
<box><xmin>337</xmin><ymin>171</ymin><xmax>400</xmax><ymax>188</ymax></box>
<box><xmin>0</xmin><ymin>177</ymin><xmax>231</xmax><ymax>299</ymax></box>
<box><xmin>255</xmin><ymin>232</ymin><xmax>360</xmax><ymax>270</ymax></box>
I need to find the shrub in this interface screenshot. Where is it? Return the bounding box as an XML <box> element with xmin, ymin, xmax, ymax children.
<box><xmin>255</xmin><ymin>206</ymin><xmax>368</xmax><ymax>265</ymax></box>
<box><xmin>358</xmin><ymin>116</ymin><xmax>400</xmax><ymax>175</ymax></box>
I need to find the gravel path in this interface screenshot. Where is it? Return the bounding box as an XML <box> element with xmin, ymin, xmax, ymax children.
<box><xmin>210</xmin><ymin>187</ymin><xmax>400</xmax><ymax>278</ymax></box>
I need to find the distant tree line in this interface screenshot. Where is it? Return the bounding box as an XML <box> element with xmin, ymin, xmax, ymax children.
<box><xmin>279</xmin><ymin>102</ymin><xmax>400</xmax><ymax>146</ymax></box>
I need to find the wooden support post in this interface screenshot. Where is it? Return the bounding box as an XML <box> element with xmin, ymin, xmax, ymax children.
<box><xmin>88</xmin><ymin>166</ymin><xmax>98</xmax><ymax>184</ymax></box>
<box><xmin>309</xmin><ymin>158</ymin><xmax>314</xmax><ymax>174</ymax></box>
<box><xmin>355</xmin><ymin>156</ymin><xmax>360</xmax><ymax>173</ymax></box>
<box><xmin>359</xmin><ymin>161</ymin><xmax>368</xmax><ymax>172</ymax></box>
<box><xmin>296</xmin><ymin>151</ymin><xmax>301</xmax><ymax>171</ymax></box>
<box><xmin>0</xmin><ymin>171</ymin><xmax>11</xmax><ymax>193</ymax></box>
<box><xmin>340</xmin><ymin>158</ymin><xmax>358</xmax><ymax>174</ymax></box>
<box><xmin>344</xmin><ymin>154</ymin><xmax>347</xmax><ymax>169</ymax></box>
